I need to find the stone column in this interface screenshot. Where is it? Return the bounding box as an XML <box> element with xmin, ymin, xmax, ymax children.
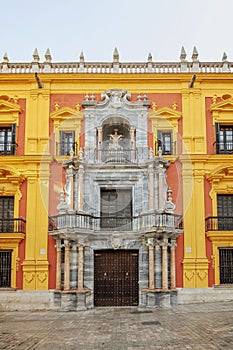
<box><xmin>148</xmin><ymin>240</ymin><xmax>155</xmax><ymax>289</ymax></box>
<box><xmin>78</xmin><ymin>165</ymin><xmax>84</xmax><ymax>211</ymax></box>
<box><xmin>161</xmin><ymin>239</ymin><xmax>168</xmax><ymax>290</ymax></box>
<box><xmin>130</xmin><ymin>127</ymin><xmax>135</xmax><ymax>162</ymax></box>
<box><xmin>55</xmin><ymin>240</ymin><xmax>62</xmax><ymax>290</ymax></box>
<box><xmin>158</xmin><ymin>165</ymin><xmax>164</xmax><ymax>210</ymax></box>
<box><xmin>64</xmin><ymin>240</ymin><xmax>70</xmax><ymax>291</ymax></box>
<box><xmin>67</xmin><ymin>165</ymin><xmax>74</xmax><ymax>211</ymax></box>
<box><xmin>170</xmin><ymin>240</ymin><xmax>177</xmax><ymax>290</ymax></box>
<box><xmin>97</xmin><ymin>127</ymin><xmax>102</xmax><ymax>162</ymax></box>
<box><xmin>78</xmin><ymin>245</ymin><xmax>84</xmax><ymax>290</ymax></box>
<box><xmin>149</xmin><ymin>164</ymin><xmax>154</xmax><ymax>210</ymax></box>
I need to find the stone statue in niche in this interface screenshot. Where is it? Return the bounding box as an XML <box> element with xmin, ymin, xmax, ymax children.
<box><xmin>109</xmin><ymin>129</ymin><xmax>123</xmax><ymax>151</ymax></box>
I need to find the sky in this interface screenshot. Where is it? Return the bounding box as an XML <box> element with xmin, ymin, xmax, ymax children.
<box><xmin>1</xmin><ymin>0</ymin><xmax>233</xmax><ymax>63</ymax></box>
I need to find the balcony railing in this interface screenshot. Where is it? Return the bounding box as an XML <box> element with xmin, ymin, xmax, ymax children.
<box><xmin>154</xmin><ymin>142</ymin><xmax>177</xmax><ymax>156</ymax></box>
<box><xmin>55</xmin><ymin>142</ymin><xmax>78</xmax><ymax>156</ymax></box>
<box><xmin>0</xmin><ymin>218</ymin><xmax>26</xmax><ymax>233</ymax></box>
<box><xmin>83</xmin><ymin>147</ymin><xmax>152</xmax><ymax>163</ymax></box>
<box><xmin>205</xmin><ymin>216</ymin><xmax>233</xmax><ymax>231</ymax></box>
<box><xmin>0</xmin><ymin>142</ymin><xmax>17</xmax><ymax>156</ymax></box>
<box><xmin>49</xmin><ymin>211</ymin><xmax>183</xmax><ymax>232</ymax></box>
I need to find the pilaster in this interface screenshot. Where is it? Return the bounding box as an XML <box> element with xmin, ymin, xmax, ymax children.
<box><xmin>182</xmin><ymin>162</ymin><xmax>209</xmax><ymax>287</ymax></box>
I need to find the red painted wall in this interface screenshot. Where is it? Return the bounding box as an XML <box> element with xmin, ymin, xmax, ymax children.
<box><xmin>204</xmin><ymin>169</ymin><xmax>214</xmax><ymax>286</ymax></box>
<box><xmin>16</xmin><ymin>180</ymin><xmax>27</xmax><ymax>289</ymax></box>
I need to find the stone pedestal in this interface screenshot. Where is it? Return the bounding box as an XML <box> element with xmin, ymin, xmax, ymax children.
<box><xmin>52</xmin><ymin>289</ymin><xmax>91</xmax><ymax>311</ymax></box>
<box><xmin>141</xmin><ymin>289</ymin><xmax>177</xmax><ymax>308</ymax></box>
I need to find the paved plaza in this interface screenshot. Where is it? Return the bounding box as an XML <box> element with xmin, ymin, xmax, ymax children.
<box><xmin>0</xmin><ymin>301</ymin><xmax>233</xmax><ymax>350</ymax></box>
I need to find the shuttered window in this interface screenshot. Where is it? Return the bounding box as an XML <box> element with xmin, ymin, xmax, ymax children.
<box><xmin>60</xmin><ymin>131</ymin><xmax>75</xmax><ymax>155</ymax></box>
<box><xmin>0</xmin><ymin>196</ymin><xmax>14</xmax><ymax>232</ymax></box>
<box><xmin>215</xmin><ymin>123</ymin><xmax>233</xmax><ymax>154</ymax></box>
<box><xmin>157</xmin><ymin>131</ymin><xmax>172</xmax><ymax>155</ymax></box>
<box><xmin>0</xmin><ymin>124</ymin><xmax>16</xmax><ymax>155</ymax></box>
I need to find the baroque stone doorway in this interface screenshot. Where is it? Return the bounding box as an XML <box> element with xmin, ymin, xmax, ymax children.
<box><xmin>94</xmin><ymin>249</ymin><xmax>139</xmax><ymax>306</ymax></box>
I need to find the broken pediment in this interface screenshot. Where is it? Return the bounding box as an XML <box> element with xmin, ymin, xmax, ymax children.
<box><xmin>81</xmin><ymin>89</ymin><xmax>151</xmax><ymax>110</ymax></box>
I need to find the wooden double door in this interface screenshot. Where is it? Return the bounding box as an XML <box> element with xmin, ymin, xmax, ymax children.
<box><xmin>94</xmin><ymin>250</ymin><xmax>139</xmax><ymax>307</ymax></box>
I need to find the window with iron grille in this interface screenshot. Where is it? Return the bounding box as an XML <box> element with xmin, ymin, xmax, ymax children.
<box><xmin>215</xmin><ymin>124</ymin><xmax>233</xmax><ymax>154</ymax></box>
<box><xmin>219</xmin><ymin>248</ymin><xmax>233</xmax><ymax>284</ymax></box>
<box><xmin>0</xmin><ymin>250</ymin><xmax>12</xmax><ymax>288</ymax></box>
<box><xmin>0</xmin><ymin>196</ymin><xmax>14</xmax><ymax>232</ymax></box>
<box><xmin>0</xmin><ymin>125</ymin><xmax>16</xmax><ymax>155</ymax></box>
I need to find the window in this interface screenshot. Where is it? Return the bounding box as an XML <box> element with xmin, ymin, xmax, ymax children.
<box><xmin>219</xmin><ymin>248</ymin><xmax>233</xmax><ymax>284</ymax></box>
<box><xmin>0</xmin><ymin>250</ymin><xmax>12</xmax><ymax>288</ymax></box>
<box><xmin>59</xmin><ymin>131</ymin><xmax>75</xmax><ymax>156</ymax></box>
<box><xmin>0</xmin><ymin>196</ymin><xmax>14</xmax><ymax>232</ymax></box>
<box><xmin>217</xmin><ymin>194</ymin><xmax>233</xmax><ymax>230</ymax></box>
<box><xmin>0</xmin><ymin>125</ymin><xmax>16</xmax><ymax>155</ymax></box>
<box><xmin>101</xmin><ymin>189</ymin><xmax>132</xmax><ymax>229</ymax></box>
<box><xmin>215</xmin><ymin>124</ymin><xmax>233</xmax><ymax>154</ymax></box>
<box><xmin>157</xmin><ymin>131</ymin><xmax>172</xmax><ymax>155</ymax></box>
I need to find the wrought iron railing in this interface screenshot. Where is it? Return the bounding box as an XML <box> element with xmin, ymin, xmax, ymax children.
<box><xmin>0</xmin><ymin>142</ymin><xmax>17</xmax><ymax>156</ymax></box>
<box><xmin>0</xmin><ymin>218</ymin><xmax>26</xmax><ymax>233</ymax></box>
<box><xmin>205</xmin><ymin>216</ymin><xmax>233</xmax><ymax>231</ymax></box>
<box><xmin>154</xmin><ymin>141</ymin><xmax>177</xmax><ymax>156</ymax></box>
<box><xmin>55</xmin><ymin>142</ymin><xmax>78</xmax><ymax>156</ymax></box>
<box><xmin>82</xmin><ymin>147</ymin><xmax>152</xmax><ymax>163</ymax></box>
<box><xmin>49</xmin><ymin>211</ymin><xmax>183</xmax><ymax>232</ymax></box>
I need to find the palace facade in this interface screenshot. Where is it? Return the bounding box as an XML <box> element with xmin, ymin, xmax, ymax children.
<box><xmin>0</xmin><ymin>47</ymin><xmax>233</xmax><ymax>310</ymax></box>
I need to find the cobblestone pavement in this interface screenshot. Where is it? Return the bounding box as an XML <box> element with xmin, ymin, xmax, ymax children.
<box><xmin>0</xmin><ymin>302</ymin><xmax>233</xmax><ymax>350</ymax></box>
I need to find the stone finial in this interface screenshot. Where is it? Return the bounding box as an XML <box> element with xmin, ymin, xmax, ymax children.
<box><xmin>79</xmin><ymin>51</ymin><xmax>84</xmax><ymax>63</ymax></box>
<box><xmin>76</xmin><ymin>102</ymin><xmax>81</xmax><ymax>111</ymax></box>
<box><xmin>13</xmin><ymin>95</ymin><xmax>18</xmax><ymax>104</ymax></box>
<box><xmin>152</xmin><ymin>102</ymin><xmax>157</xmax><ymax>111</ymax></box>
<box><xmin>180</xmin><ymin>46</ymin><xmax>187</xmax><ymax>61</ymax></box>
<box><xmin>54</xmin><ymin>102</ymin><xmax>60</xmax><ymax>110</ymax></box>
<box><xmin>33</xmin><ymin>48</ymin><xmax>40</xmax><ymax>62</ymax></box>
<box><xmin>192</xmin><ymin>46</ymin><xmax>199</xmax><ymax>61</ymax></box>
<box><xmin>212</xmin><ymin>94</ymin><xmax>217</xmax><ymax>104</ymax></box>
<box><xmin>147</xmin><ymin>52</ymin><xmax>152</xmax><ymax>62</ymax></box>
<box><xmin>172</xmin><ymin>102</ymin><xmax>177</xmax><ymax>110</ymax></box>
<box><xmin>113</xmin><ymin>47</ymin><xmax>119</xmax><ymax>62</ymax></box>
<box><xmin>137</xmin><ymin>93</ymin><xmax>142</xmax><ymax>101</ymax></box>
<box><xmin>3</xmin><ymin>52</ymin><xmax>9</xmax><ymax>63</ymax></box>
<box><xmin>44</xmin><ymin>48</ymin><xmax>52</xmax><ymax>62</ymax></box>
<box><xmin>222</xmin><ymin>52</ymin><xmax>228</xmax><ymax>62</ymax></box>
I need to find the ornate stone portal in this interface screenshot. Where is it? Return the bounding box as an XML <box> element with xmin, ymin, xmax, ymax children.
<box><xmin>49</xmin><ymin>89</ymin><xmax>183</xmax><ymax>310</ymax></box>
